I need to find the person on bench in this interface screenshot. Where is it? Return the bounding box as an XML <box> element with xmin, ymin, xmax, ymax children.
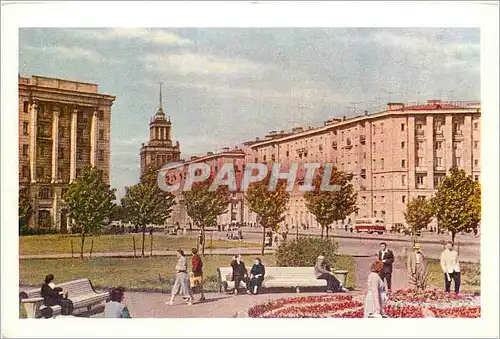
<box><xmin>247</xmin><ymin>257</ymin><xmax>265</xmax><ymax>295</ymax></box>
<box><xmin>105</xmin><ymin>286</ymin><xmax>131</xmax><ymax>318</ymax></box>
<box><xmin>230</xmin><ymin>254</ymin><xmax>248</xmax><ymax>295</ymax></box>
<box><xmin>314</xmin><ymin>255</ymin><xmax>348</xmax><ymax>293</ymax></box>
<box><xmin>40</xmin><ymin>274</ymin><xmax>73</xmax><ymax>318</ymax></box>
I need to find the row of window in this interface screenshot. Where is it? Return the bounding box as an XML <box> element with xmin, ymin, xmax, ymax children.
<box><xmin>22</xmin><ymin>166</ymin><xmax>105</xmax><ymax>181</ymax></box>
<box><xmin>22</xmin><ymin>101</ymin><xmax>106</xmax><ymax>119</ymax></box>
<box><xmin>22</xmin><ymin>122</ymin><xmax>106</xmax><ymax>141</ymax></box>
<box><xmin>22</xmin><ymin>144</ymin><xmax>105</xmax><ymax>162</ymax></box>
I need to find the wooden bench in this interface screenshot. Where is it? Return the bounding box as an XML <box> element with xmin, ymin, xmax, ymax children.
<box><xmin>19</xmin><ymin>278</ymin><xmax>109</xmax><ymax>318</ymax></box>
<box><xmin>217</xmin><ymin>267</ymin><xmax>349</xmax><ymax>293</ymax></box>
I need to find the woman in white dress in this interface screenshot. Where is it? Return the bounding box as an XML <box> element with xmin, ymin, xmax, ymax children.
<box><xmin>167</xmin><ymin>249</ymin><xmax>193</xmax><ymax>305</ymax></box>
<box><xmin>364</xmin><ymin>260</ymin><xmax>387</xmax><ymax>318</ymax></box>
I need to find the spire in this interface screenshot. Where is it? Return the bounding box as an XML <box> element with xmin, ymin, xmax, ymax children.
<box><xmin>155</xmin><ymin>81</ymin><xmax>165</xmax><ymax>117</ymax></box>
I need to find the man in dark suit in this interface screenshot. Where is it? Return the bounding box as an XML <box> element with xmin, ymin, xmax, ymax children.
<box><xmin>378</xmin><ymin>242</ymin><xmax>395</xmax><ymax>293</ymax></box>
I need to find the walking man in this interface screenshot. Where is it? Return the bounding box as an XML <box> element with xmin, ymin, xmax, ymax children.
<box><xmin>378</xmin><ymin>242</ymin><xmax>395</xmax><ymax>293</ymax></box>
<box><xmin>440</xmin><ymin>241</ymin><xmax>461</xmax><ymax>294</ymax></box>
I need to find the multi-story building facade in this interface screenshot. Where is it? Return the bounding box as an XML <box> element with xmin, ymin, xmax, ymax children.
<box><xmin>19</xmin><ymin>75</ymin><xmax>116</xmax><ymax>230</ymax></box>
<box><xmin>243</xmin><ymin>100</ymin><xmax>481</xmax><ymax>230</ymax></box>
<box><xmin>165</xmin><ymin>147</ymin><xmax>247</xmax><ymax>227</ymax></box>
<box><xmin>140</xmin><ymin>85</ymin><xmax>181</xmax><ymax>175</ymax></box>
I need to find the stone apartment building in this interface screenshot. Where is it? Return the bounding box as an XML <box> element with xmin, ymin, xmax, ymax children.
<box><xmin>18</xmin><ymin>75</ymin><xmax>115</xmax><ymax>230</ymax></box>
<box><xmin>243</xmin><ymin>100</ymin><xmax>481</xmax><ymax>230</ymax></box>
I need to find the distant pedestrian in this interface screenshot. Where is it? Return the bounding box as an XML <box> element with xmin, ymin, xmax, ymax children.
<box><xmin>440</xmin><ymin>241</ymin><xmax>461</xmax><ymax>294</ymax></box>
<box><xmin>407</xmin><ymin>243</ymin><xmax>427</xmax><ymax>290</ymax></box>
<box><xmin>378</xmin><ymin>242</ymin><xmax>395</xmax><ymax>293</ymax></box>
<box><xmin>167</xmin><ymin>249</ymin><xmax>193</xmax><ymax>305</ymax></box>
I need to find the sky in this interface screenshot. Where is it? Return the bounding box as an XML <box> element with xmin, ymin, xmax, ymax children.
<box><xmin>19</xmin><ymin>28</ymin><xmax>480</xmax><ymax>199</ymax></box>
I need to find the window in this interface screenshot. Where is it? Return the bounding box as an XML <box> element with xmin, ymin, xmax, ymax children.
<box><xmin>418</xmin><ymin>141</ymin><xmax>424</xmax><ymax>150</ymax></box>
<box><xmin>381</xmin><ymin>123</ymin><xmax>384</xmax><ymax>134</ymax></box>
<box><xmin>362</xmin><ymin>196</ymin><xmax>367</xmax><ymax>204</ymax></box>
<box><xmin>373</xmin><ymin>176</ymin><xmax>377</xmax><ymax>187</ymax></box>
<box><xmin>22</xmin><ymin>122</ymin><xmax>29</xmax><ymax>135</ymax></box>
<box><xmin>58</xmin><ymin>148</ymin><xmax>64</xmax><ymax>159</ymax></box>
<box><xmin>77</xmin><ymin>149</ymin><xmax>83</xmax><ymax>160</ymax></box>
<box><xmin>381</xmin><ymin>158</ymin><xmax>384</xmax><ymax>170</ymax></box>
<box><xmin>57</xmin><ymin>168</ymin><xmax>63</xmax><ymax>180</ymax></box>
<box><xmin>417</xmin><ymin>175</ymin><xmax>424</xmax><ymax>185</ymax></box>
<box><xmin>435</xmin><ymin>141</ymin><xmax>442</xmax><ymax>149</ymax></box>
<box><xmin>76</xmin><ymin>169</ymin><xmax>81</xmax><ymax>178</ymax></box>
<box><xmin>417</xmin><ymin>157</ymin><xmax>424</xmax><ymax>167</ymax></box>
<box><xmin>453</xmin><ymin>142</ymin><xmax>461</xmax><ymax>150</ymax></box>
<box><xmin>381</xmin><ymin>176</ymin><xmax>385</xmax><ymax>188</ymax></box>
<box><xmin>263</xmin><ymin>155</ymin><xmax>267</xmax><ymax>161</ymax></box>
<box><xmin>402</xmin><ymin>195</ymin><xmax>406</xmax><ymax>203</ymax></box>
<box><xmin>36</xmin><ymin>167</ymin><xmax>44</xmax><ymax>178</ymax></box>
<box><xmin>363</xmin><ymin>152</ymin><xmax>366</xmax><ymax>159</ymax></box>
<box><xmin>416</xmin><ymin>123</ymin><xmax>423</xmax><ymax>131</ymax></box>
<box><xmin>99</xmin><ymin>150</ymin><xmax>104</xmax><ymax>161</ymax></box>
<box><xmin>474</xmin><ymin>175</ymin><xmax>479</xmax><ymax>181</ymax></box>
<box><xmin>98</xmin><ymin>110</ymin><xmax>104</xmax><ymax>120</ymax></box>
<box><xmin>99</xmin><ymin>129</ymin><xmax>104</xmax><ymax>141</ymax></box>
<box><xmin>372</xmin><ymin>125</ymin><xmax>376</xmax><ymax>135</ymax></box>
<box><xmin>474</xmin><ymin>141</ymin><xmax>479</xmax><ymax>149</ymax></box>
<box><xmin>372</xmin><ymin>142</ymin><xmax>376</xmax><ymax>152</ymax></box>
<box><xmin>381</xmin><ymin>210</ymin><xmax>386</xmax><ymax>217</ymax></box>
<box><xmin>59</xmin><ymin>127</ymin><xmax>64</xmax><ymax>138</ymax></box>
<box><xmin>22</xmin><ymin>144</ymin><xmax>29</xmax><ymax>156</ymax></box>
<box><xmin>401</xmin><ymin>141</ymin><xmax>405</xmax><ymax>149</ymax></box>
<box><xmin>474</xmin><ymin>159</ymin><xmax>479</xmax><ymax>166</ymax></box>
<box><xmin>38</xmin><ymin>210</ymin><xmax>51</xmax><ymax>228</ymax></box>
<box><xmin>436</xmin><ymin>157</ymin><xmax>442</xmax><ymax>167</ymax></box>
<box><xmin>402</xmin><ymin>174</ymin><xmax>407</xmax><ymax>186</ymax></box>
<box><xmin>454</xmin><ymin>157</ymin><xmax>461</xmax><ymax>167</ymax></box>
<box><xmin>254</xmin><ymin>157</ymin><xmax>258</xmax><ymax>163</ymax></box>
<box><xmin>373</xmin><ymin>211</ymin><xmax>377</xmax><ymax>217</ymax></box>
<box><xmin>401</xmin><ymin>123</ymin><xmax>405</xmax><ymax>131</ymax></box>
<box><xmin>23</xmin><ymin>101</ymin><xmax>29</xmax><ymax>113</ymax></box>
<box><xmin>22</xmin><ymin>166</ymin><xmax>29</xmax><ymax>178</ymax></box>
<box><xmin>286</xmin><ymin>151</ymin><xmax>289</xmax><ymax>157</ymax></box>
<box><xmin>401</xmin><ymin>159</ymin><xmax>406</xmax><ymax>168</ymax></box>
<box><xmin>474</xmin><ymin>122</ymin><xmax>478</xmax><ymax>130</ymax></box>
<box><xmin>37</xmin><ymin>144</ymin><xmax>46</xmax><ymax>157</ymax></box>
<box><xmin>341</xmin><ymin>131</ymin><xmax>344</xmax><ymax>141</ymax></box>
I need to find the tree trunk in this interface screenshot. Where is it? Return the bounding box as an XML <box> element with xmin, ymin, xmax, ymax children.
<box><xmin>326</xmin><ymin>226</ymin><xmax>329</xmax><ymax>239</ymax></box>
<box><xmin>261</xmin><ymin>227</ymin><xmax>266</xmax><ymax>256</ymax></box>
<box><xmin>201</xmin><ymin>228</ymin><xmax>206</xmax><ymax>257</ymax></box>
<box><xmin>141</xmin><ymin>225</ymin><xmax>146</xmax><ymax>257</ymax></box>
<box><xmin>321</xmin><ymin>226</ymin><xmax>324</xmax><ymax>239</ymax></box>
<box><xmin>80</xmin><ymin>230</ymin><xmax>86</xmax><ymax>259</ymax></box>
<box><xmin>451</xmin><ymin>231</ymin><xmax>456</xmax><ymax>243</ymax></box>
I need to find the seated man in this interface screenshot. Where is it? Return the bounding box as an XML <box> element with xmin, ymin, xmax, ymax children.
<box><xmin>314</xmin><ymin>255</ymin><xmax>347</xmax><ymax>293</ymax></box>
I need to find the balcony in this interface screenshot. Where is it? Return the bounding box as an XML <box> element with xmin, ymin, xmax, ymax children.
<box><xmin>434</xmin><ymin>166</ymin><xmax>446</xmax><ymax>172</ymax></box>
<box><xmin>415</xmin><ymin>166</ymin><xmax>427</xmax><ymax>173</ymax></box>
<box><xmin>416</xmin><ymin>130</ymin><xmax>425</xmax><ymax>138</ymax></box>
<box><xmin>453</xmin><ymin>130</ymin><xmax>464</xmax><ymax>140</ymax></box>
<box><xmin>342</xmin><ymin>138</ymin><xmax>353</xmax><ymax>149</ymax></box>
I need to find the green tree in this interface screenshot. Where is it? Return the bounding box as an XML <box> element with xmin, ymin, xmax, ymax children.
<box><xmin>245</xmin><ymin>175</ymin><xmax>290</xmax><ymax>255</ymax></box>
<box><xmin>432</xmin><ymin>167</ymin><xmax>481</xmax><ymax>242</ymax></box>
<box><xmin>183</xmin><ymin>178</ymin><xmax>231</xmax><ymax>256</ymax></box>
<box><xmin>404</xmin><ymin>197</ymin><xmax>433</xmax><ymax>245</ymax></box>
<box><xmin>64</xmin><ymin>166</ymin><xmax>116</xmax><ymax>258</ymax></box>
<box><xmin>19</xmin><ymin>188</ymin><xmax>32</xmax><ymax>227</ymax></box>
<box><xmin>121</xmin><ymin>183</ymin><xmax>175</xmax><ymax>257</ymax></box>
<box><xmin>304</xmin><ymin>166</ymin><xmax>358</xmax><ymax>238</ymax></box>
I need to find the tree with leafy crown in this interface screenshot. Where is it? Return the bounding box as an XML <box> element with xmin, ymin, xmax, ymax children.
<box><xmin>245</xmin><ymin>174</ymin><xmax>290</xmax><ymax>255</ymax></box>
<box><xmin>183</xmin><ymin>175</ymin><xmax>231</xmax><ymax>256</ymax></box>
<box><xmin>404</xmin><ymin>197</ymin><xmax>433</xmax><ymax>245</ymax></box>
<box><xmin>431</xmin><ymin>167</ymin><xmax>481</xmax><ymax>242</ymax></box>
<box><xmin>63</xmin><ymin>166</ymin><xmax>116</xmax><ymax>258</ymax></box>
<box><xmin>304</xmin><ymin>165</ymin><xmax>358</xmax><ymax>238</ymax></box>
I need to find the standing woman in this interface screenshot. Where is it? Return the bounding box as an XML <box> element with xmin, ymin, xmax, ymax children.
<box><xmin>364</xmin><ymin>261</ymin><xmax>387</xmax><ymax>318</ymax></box>
<box><xmin>247</xmin><ymin>258</ymin><xmax>265</xmax><ymax>295</ymax></box>
<box><xmin>167</xmin><ymin>249</ymin><xmax>193</xmax><ymax>305</ymax></box>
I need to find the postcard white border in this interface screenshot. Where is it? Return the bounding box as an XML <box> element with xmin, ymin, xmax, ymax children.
<box><xmin>1</xmin><ymin>1</ymin><xmax>498</xmax><ymax>338</ymax></box>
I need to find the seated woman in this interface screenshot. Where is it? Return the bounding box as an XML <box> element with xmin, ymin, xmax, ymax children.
<box><xmin>230</xmin><ymin>254</ymin><xmax>248</xmax><ymax>295</ymax></box>
<box><xmin>363</xmin><ymin>261</ymin><xmax>387</xmax><ymax>318</ymax></box>
<box><xmin>40</xmin><ymin>274</ymin><xmax>73</xmax><ymax>318</ymax></box>
<box><xmin>105</xmin><ymin>286</ymin><xmax>131</xmax><ymax>318</ymax></box>
<box><xmin>247</xmin><ymin>258</ymin><xmax>265</xmax><ymax>295</ymax></box>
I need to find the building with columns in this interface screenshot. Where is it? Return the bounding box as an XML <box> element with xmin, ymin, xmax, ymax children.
<box><xmin>243</xmin><ymin>100</ymin><xmax>481</xmax><ymax>230</ymax></box>
<box><xmin>18</xmin><ymin>75</ymin><xmax>115</xmax><ymax>230</ymax></box>
<box><xmin>140</xmin><ymin>84</ymin><xmax>181</xmax><ymax>175</ymax></box>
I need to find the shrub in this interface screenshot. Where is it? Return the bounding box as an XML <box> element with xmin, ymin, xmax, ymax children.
<box><xmin>276</xmin><ymin>237</ymin><xmax>339</xmax><ymax>267</ymax></box>
<box><xmin>463</xmin><ymin>262</ymin><xmax>481</xmax><ymax>287</ymax></box>
<box><xmin>19</xmin><ymin>225</ymin><xmax>59</xmax><ymax>236</ymax></box>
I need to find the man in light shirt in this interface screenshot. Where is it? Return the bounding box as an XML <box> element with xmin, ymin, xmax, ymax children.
<box><xmin>440</xmin><ymin>241</ymin><xmax>461</xmax><ymax>294</ymax></box>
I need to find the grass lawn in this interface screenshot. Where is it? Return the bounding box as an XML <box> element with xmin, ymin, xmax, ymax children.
<box><xmin>19</xmin><ymin>254</ymin><xmax>356</xmax><ymax>293</ymax></box>
<box><xmin>426</xmin><ymin>259</ymin><xmax>480</xmax><ymax>293</ymax></box>
<box><xmin>20</xmin><ymin>234</ymin><xmax>260</xmax><ymax>256</ymax></box>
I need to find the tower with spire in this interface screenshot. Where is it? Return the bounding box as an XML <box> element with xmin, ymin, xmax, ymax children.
<box><xmin>139</xmin><ymin>83</ymin><xmax>181</xmax><ymax>175</ymax></box>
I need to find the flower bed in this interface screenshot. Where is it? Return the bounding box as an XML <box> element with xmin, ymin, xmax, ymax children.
<box><xmin>248</xmin><ymin>289</ymin><xmax>480</xmax><ymax>318</ymax></box>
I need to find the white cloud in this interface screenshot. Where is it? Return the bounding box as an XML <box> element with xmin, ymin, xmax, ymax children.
<box><xmin>75</xmin><ymin>28</ymin><xmax>193</xmax><ymax>46</ymax></box>
<box><xmin>23</xmin><ymin>45</ymin><xmax>106</xmax><ymax>63</ymax></box>
<box><xmin>140</xmin><ymin>52</ymin><xmax>266</xmax><ymax>76</ymax></box>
